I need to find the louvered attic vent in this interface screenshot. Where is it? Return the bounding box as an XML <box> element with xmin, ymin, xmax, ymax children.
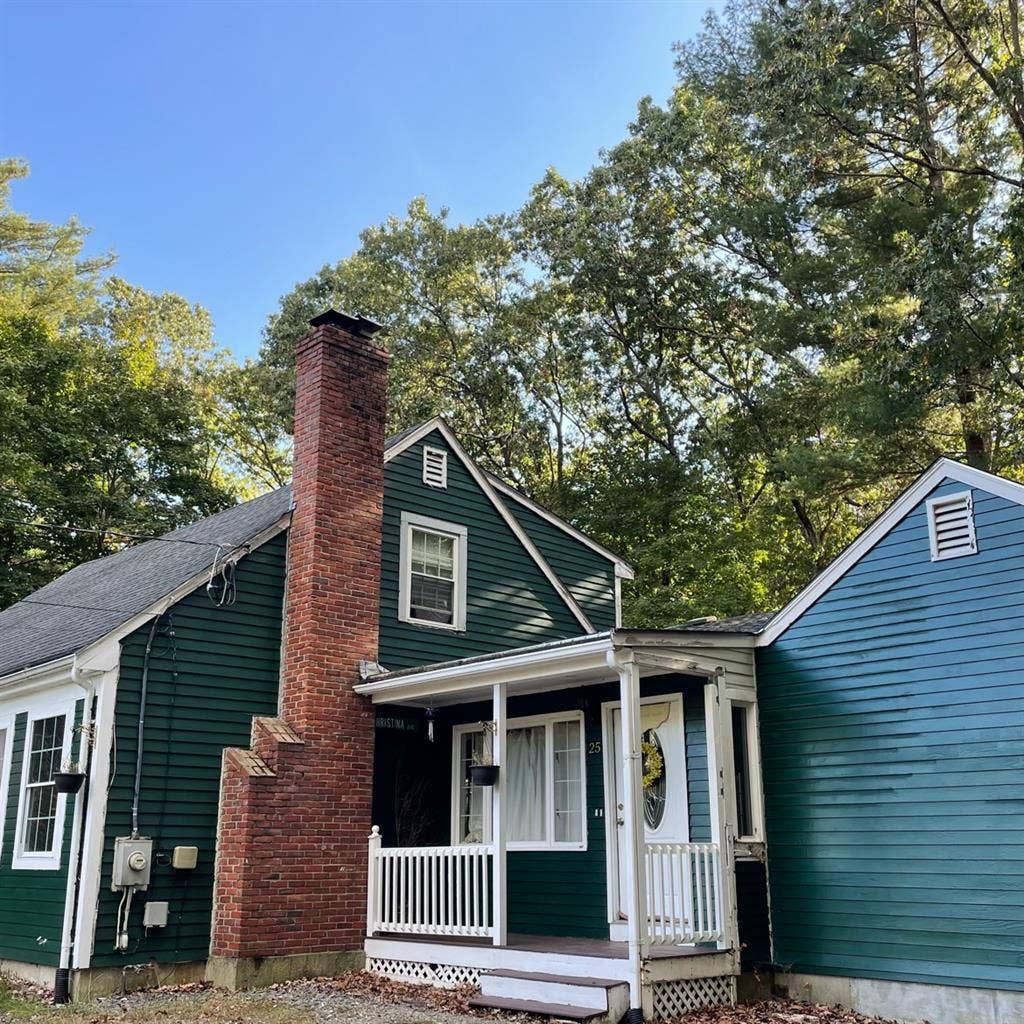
<box><xmin>927</xmin><ymin>491</ymin><xmax>977</xmax><ymax>561</ymax></box>
<box><xmin>422</xmin><ymin>446</ymin><xmax>448</xmax><ymax>488</ymax></box>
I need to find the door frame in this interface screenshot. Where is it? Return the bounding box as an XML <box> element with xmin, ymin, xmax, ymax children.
<box><xmin>600</xmin><ymin>693</ymin><xmax>689</xmax><ymax>939</ymax></box>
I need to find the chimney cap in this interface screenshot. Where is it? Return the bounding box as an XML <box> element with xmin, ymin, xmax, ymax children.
<box><xmin>308</xmin><ymin>308</ymin><xmax>384</xmax><ymax>338</ymax></box>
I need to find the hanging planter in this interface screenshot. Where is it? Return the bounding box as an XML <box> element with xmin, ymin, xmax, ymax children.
<box><xmin>54</xmin><ymin>771</ymin><xmax>85</xmax><ymax>795</ymax></box>
<box><xmin>468</xmin><ymin>763</ymin><xmax>499</xmax><ymax>787</ymax></box>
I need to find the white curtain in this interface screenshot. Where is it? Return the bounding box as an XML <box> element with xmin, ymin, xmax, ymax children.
<box><xmin>508</xmin><ymin>725</ymin><xmax>546</xmax><ymax>841</ymax></box>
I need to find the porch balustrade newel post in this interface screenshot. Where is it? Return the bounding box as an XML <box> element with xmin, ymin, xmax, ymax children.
<box><xmin>367</xmin><ymin>825</ymin><xmax>381</xmax><ymax>937</ymax></box>
<box><xmin>707</xmin><ymin>668</ymin><xmax>740</xmax><ymax>959</ymax></box>
<box><xmin>608</xmin><ymin>648</ymin><xmax>648</xmax><ymax>1018</ymax></box>
<box><xmin>492</xmin><ymin>682</ymin><xmax>508</xmax><ymax>946</ymax></box>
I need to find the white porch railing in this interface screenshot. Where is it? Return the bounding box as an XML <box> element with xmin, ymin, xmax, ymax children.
<box><xmin>367</xmin><ymin>828</ymin><xmax>494</xmax><ymax>938</ymax></box>
<box><xmin>644</xmin><ymin>841</ymin><xmax>723</xmax><ymax>945</ymax></box>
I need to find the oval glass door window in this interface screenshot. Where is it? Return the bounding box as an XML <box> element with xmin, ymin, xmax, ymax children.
<box><xmin>642</xmin><ymin>728</ymin><xmax>667</xmax><ymax>828</ymax></box>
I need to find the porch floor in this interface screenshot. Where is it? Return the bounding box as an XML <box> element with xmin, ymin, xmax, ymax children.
<box><xmin>373</xmin><ymin>931</ymin><xmax>723</xmax><ymax>961</ymax></box>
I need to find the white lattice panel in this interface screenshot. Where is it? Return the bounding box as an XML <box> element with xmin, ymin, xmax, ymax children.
<box><xmin>365</xmin><ymin>958</ymin><xmax>480</xmax><ymax>990</ymax></box>
<box><xmin>651</xmin><ymin>974</ymin><xmax>736</xmax><ymax>1019</ymax></box>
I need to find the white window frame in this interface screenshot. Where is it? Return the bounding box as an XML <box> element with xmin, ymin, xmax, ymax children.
<box><xmin>451</xmin><ymin>710</ymin><xmax>587</xmax><ymax>852</ymax></box>
<box><xmin>926</xmin><ymin>490</ymin><xmax>977</xmax><ymax>561</ymax></box>
<box><xmin>729</xmin><ymin>699</ymin><xmax>764</xmax><ymax>843</ymax></box>
<box><xmin>422</xmin><ymin>445</ymin><xmax>449</xmax><ymax>489</ymax></box>
<box><xmin>398</xmin><ymin>511</ymin><xmax>468</xmax><ymax>632</ymax></box>
<box><xmin>0</xmin><ymin>714</ymin><xmax>13</xmax><ymax>861</ymax></box>
<box><xmin>12</xmin><ymin>702</ymin><xmax>74</xmax><ymax>871</ymax></box>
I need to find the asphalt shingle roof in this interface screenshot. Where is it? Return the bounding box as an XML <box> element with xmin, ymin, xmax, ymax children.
<box><xmin>0</xmin><ymin>486</ymin><xmax>293</xmax><ymax>680</ymax></box>
<box><xmin>672</xmin><ymin>611</ymin><xmax>775</xmax><ymax>634</ymax></box>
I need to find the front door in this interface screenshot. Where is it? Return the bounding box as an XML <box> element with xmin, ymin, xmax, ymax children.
<box><xmin>607</xmin><ymin>696</ymin><xmax>688</xmax><ymax>935</ymax></box>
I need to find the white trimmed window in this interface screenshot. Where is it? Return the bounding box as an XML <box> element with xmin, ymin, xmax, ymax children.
<box><xmin>14</xmin><ymin>709</ymin><xmax>71</xmax><ymax>869</ymax></box>
<box><xmin>399</xmin><ymin>512</ymin><xmax>467</xmax><ymax>631</ymax></box>
<box><xmin>927</xmin><ymin>490</ymin><xmax>977</xmax><ymax>561</ymax></box>
<box><xmin>452</xmin><ymin>711</ymin><xmax>586</xmax><ymax>851</ymax></box>
<box><xmin>0</xmin><ymin>718</ymin><xmax>11</xmax><ymax>858</ymax></box>
<box><xmin>422</xmin><ymin>446</ymin><xmax>448</xmax><ymax>488</ymax></box>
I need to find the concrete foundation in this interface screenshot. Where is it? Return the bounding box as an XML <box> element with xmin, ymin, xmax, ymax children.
<box><xmin>71</xmin><ymin>961</ymin><xmax>207</xmax><ymax>1000</ymax></box>
<box><xmin>205</xmin><ymin>950</ymin><xmax>364</xmax><ymax>991</ymax></box>
<box><xmin>0</xmin><ymin>958</ymin><xmax>56</xmax><ymax>990</ymax></box>
<box><xmin>776</xmin><ymin>971</ymin><xmax>1024</xmax><ymax>1024</ymax></box>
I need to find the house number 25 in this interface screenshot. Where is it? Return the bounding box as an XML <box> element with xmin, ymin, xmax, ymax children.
<box><xmin>588</xmin><ymin>740</ymin><xmax>602</xmax><ymax>754</ymax></box>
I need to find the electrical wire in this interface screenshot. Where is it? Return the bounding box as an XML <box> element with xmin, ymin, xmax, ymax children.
<box><xmin>0</xmin><ymin>514</ymin><xmax>246</xmax><ymax>550</ymax></box>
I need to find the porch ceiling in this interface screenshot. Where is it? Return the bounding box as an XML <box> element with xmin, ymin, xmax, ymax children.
<box><xmin>354</xmin><ymin>631</ymin><xmax>734</xmax><ymax>707</ymax></box>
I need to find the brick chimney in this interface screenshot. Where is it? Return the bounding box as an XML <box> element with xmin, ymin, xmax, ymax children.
<box><xmin>209</xmin><ymin>310</ymin><xmax>388</xmax><ymax>988</ymax></box>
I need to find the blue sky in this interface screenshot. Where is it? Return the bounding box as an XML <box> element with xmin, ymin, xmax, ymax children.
<box><xmin>2</xmin><ymin>1</ymin><xmax>719</xmax><ymax>359</ymax></box>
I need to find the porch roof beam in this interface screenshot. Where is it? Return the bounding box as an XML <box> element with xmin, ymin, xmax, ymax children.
<box><xmin>354</xmin><ymin>638</ymin><xmax>725</xmax><ymax>706</ymax></box>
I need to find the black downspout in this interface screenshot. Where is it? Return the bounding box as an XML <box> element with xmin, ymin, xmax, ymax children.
<box><xmin>53</xmin><ymin>692</ymin><xmax>97</xmax><ymax>1006</ymax></box>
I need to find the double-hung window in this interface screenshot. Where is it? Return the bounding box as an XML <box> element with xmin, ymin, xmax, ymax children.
<box><xmin>399</xmin><ymin>512</ymin><xmax>467</xmax><ymax>631</ymax></box>
<box><xmin>453</xmin><ymin>712</ymin><xmax>586</xmax><ymax>851</ymax></box>
<box><xmin>14</xmin><ymin>710</ymin><xmax>70</xmax><ymax>869</ymax></box>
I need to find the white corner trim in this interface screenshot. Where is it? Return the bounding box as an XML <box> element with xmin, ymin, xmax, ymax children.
<box><xmin>0</xmin><ymin>713</ymin><xmax>13</xmax><ymax>862</ymax></box>
<box><xmin>386</xmin><ymin>419</ymin><xmax>596</xmax><ymax>633</ymax></box>
<box><xmin>11</xmin><ymin>697</ymin><xmax>77</xmax><ymax>871</ymax></box>
<box><xmin>484</xmin><ymin>472</ymin><xmax>634</xmax><ymax>580</ymax></box>
<box><xmin>72</xmin><ymin>662</ymin><xmax>119</xmax><ymax>968</ymax></box>
<box><xmin>756</xmin><ymin>458</ymin><xmax>1024</xmax><ymax>646</ymax></box>
<box><xmin>398</xmin><ymin>511</ymin><xmax>468</xmax><ymax>632</ymax></box>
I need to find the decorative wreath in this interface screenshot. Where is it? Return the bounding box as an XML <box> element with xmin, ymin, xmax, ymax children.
<box><xmin>641</xmin><ymin>738</ymin><xmax>664</xmax><ymax>790</ymax></box>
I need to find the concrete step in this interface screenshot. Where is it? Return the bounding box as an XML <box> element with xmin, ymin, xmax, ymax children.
<box><xmin>467</xmin><ymin>994</ymin><xmax>608</xmax><ymax>1021</ymax></box>
<box><xmin>475</xmin><ymin>970</ymin><xmax>631</xmax><ymax>1022</ymax></box>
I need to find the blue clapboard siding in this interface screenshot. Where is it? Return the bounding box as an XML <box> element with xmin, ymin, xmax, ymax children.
<box><xmin>758</xmin><ymin>478</ymin><xmax>1024</xmax><ymax>992</ymax></box>
<box><xmin>0</xmin><ymin>701</ymin><xmax>85</xmax><ymax>966</ymax></box>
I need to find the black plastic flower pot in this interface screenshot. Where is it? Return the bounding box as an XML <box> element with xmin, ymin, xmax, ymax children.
<box><xmin>54</xmin><ymin>772</ymin><xmax>85</xmax><ymax>795</ymax></box>
<box><xmin>468</xmin><ymin>764</ymin><xmax>499</xmax><ymax>787</ymax></box>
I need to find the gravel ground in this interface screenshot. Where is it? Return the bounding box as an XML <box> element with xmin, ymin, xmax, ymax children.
<box><xmin>1</xmin><ymin>972</ymin><xmax>903</xmax><ymax>1024</ymax></box>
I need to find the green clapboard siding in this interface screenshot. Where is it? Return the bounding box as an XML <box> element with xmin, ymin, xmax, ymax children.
<box><xmin>380</xmin><ymin>431</ymin><xmax>587</xmax><ymax>670</ymax></box>
<box><xmin>498</xmin><ymin>495</ymin><xmax>618</xmax><ymax>632</ymax></box>
<box><xmin>386</xmin><ymin>674</ymin><xmax>710</xmax><ymax>939</ymax></box>
<box><xmin>0</xmin><ymin>700</ymin><xmax>85</xmax><ymax>966</ymax></box>
<box><xmin>759</xmin><ymin>478</ymin><xmax>1024</xmax><ymax>992</ymax></box>
<box><xmin>90</xmin><ymin>534</ymin><xmax>285</xmax><ymax>968</ymax></box>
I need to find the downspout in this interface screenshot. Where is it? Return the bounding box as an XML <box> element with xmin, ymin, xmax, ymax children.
<box><xmin>54</xmin><ymin>658</ymin><xmax>98</xmax><ymax>1005</ymax></box>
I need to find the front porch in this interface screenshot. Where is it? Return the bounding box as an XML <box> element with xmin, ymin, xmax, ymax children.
<box><xmin>355</xmin><ymin>629</ymin><xmax>757</xmax><ymax>1021</ymax></box>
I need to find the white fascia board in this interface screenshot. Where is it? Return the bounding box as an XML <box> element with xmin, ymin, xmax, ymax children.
<box><xmin>385</xmin><ymin>418</ymin><xmax>595</xmax><ymax>633</ymax></box>
<box><xmin>354</xmin><ymin>636</ymin><xmax>616</xmax><ymax>704</ymax></box>
<box><xmin>484</xmin><ymin>472</ymin><xmax>635</xmax><ymax>580</ymax></box>
<box><xmin>613</xmin><ymin>629</ymin><xmax>756</xmax><ymax>650</ymax></box>
<box><xmin>0</xmin><ymin>656</ymin><xmax>77</xmax><ymax>701</ymax></box>
<box><xmin>757</xmin><ymin>458</ymin><xmax>1024</xmax><ymax>646</ymax></box>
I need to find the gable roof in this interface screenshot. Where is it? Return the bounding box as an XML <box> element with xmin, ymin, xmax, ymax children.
<box><xmin>0</xmin><ymin>486</ymin><xmax>294</xmax><ymax>681</ymax></box>
<box><xmin>757</xmin><ymin>458</ymin><xmax>1024</xmax><ymax>646</ymax></box>
<box><xmin>0</xmin><ymin>418</ymin><xmax>631</xmax><ymax>682</ymax></box>
<box><xmin>384</xmin><ymin>417</ymin><xmax>600</xmax><ymax>632</ymax></box>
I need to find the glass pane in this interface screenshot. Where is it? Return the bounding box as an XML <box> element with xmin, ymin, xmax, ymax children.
<box><xmin>410</xmin><ymin>574</ymin><xmax>454</xmax><ymax>623</ymax></box>
<box><xmin>642</xmin><ymin>729</ymin><xmax>667</xmax><ymax>829</ymax></box>
<box><xmin>508</xmin><ymin>725</ymin><xmax>546</xmax><ymax>841</ymax></box>
<box><xmin>410</xmin><ymin>529</ymin><xmax>455</xmax><ymax>581</ymax></box>
<box><xmin>28</xmin><ymin>715</ymin><xmax>65</xmax><ymax>784</ymax></box>
<box><xmin>459</xmin><ymin>731</ymin><xmax>487</xmax><ymax>843</ymax></box>
<box><xmin>553</xmin><ymin>720</ymin><xmax>583</xmax><ymax>842</ymax></box>
<box><xmin>732</xmin><ymin>706</ymin><xmax>754</xmax><ymax>837</ymax></box>
<box><xmin>25</xmin><ymin>783</ymin><xmax>58</xmax><ymax>853</ymax></box>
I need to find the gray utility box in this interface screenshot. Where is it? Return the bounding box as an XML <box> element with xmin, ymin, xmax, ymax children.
<box><xmin>111</xmin><ymin>837</ymin><xmax>153</xmax><ymax>890</ymax></box>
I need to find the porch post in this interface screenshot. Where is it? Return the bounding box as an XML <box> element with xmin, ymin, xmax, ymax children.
<box><xmin>492</xmin><ymin>682</ymin><xmax>508</xmax><ymax>946</ymax></box>
<box><xmin>609</xmin><ymin>649</ymin><xmax>647</xmax><ymax>1019</ymax></box>
<box><xmin>705</xmin><ymin>668</ymin><xmax>740</xmax><ymax>958</ymax></box>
